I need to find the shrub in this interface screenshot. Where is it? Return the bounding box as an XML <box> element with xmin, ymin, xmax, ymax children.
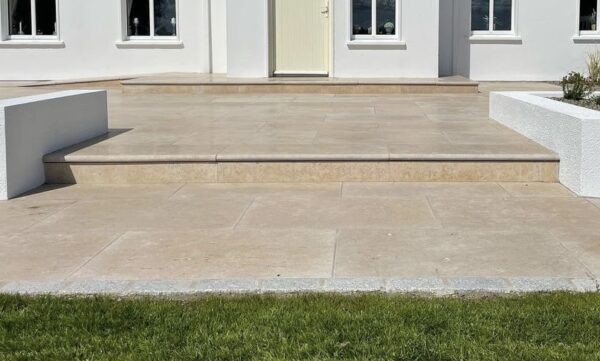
<box><xmin>588</xmin><ymin>51</ymin><xmax>600</xmax><ymax>86</ymax></box>
<box><xmin>560</xmin><ymin>72</ymin><xmax>592</xmax><ymax>100</ymax></box>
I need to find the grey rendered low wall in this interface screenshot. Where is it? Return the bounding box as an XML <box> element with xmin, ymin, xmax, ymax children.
<box><xmin>490</xmin><ymin>91</ymin><xmax>600</xmax><ymax>197</ymax></box>
<box><xmin>0</xmin><ymin>90</ymin><xmax>108</xmax><ymax>200</ymax></box>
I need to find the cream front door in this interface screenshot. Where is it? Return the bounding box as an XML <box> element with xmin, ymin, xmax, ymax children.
<box><xmin>273</xmin><ymin>0</ymin><xmax>329</xmax><ymax>76</ymax></box>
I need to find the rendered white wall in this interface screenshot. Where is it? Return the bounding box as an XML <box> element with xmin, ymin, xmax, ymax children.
<box><xmin>226</xmin><ymin>0</ymin><xmax>269</xmax><ymax>77</ymax></box>
<box><xmin>0</xmin><ymin>90</ymin><xmax>108</xmax><ymax>200</ymax></box>
<box><xmin>490</xmin><ymin>92</ymin><xmax>600</xmax><ymax>197</ymax></box>
<box><xmin>0</xmin><ymin>0</ymin><xmax>208</xmax><ymax>80</ymax></box>
<box><xmin>454</xmin><ymin>0</ymin><xmax>598</xmax><ymax>81</ymax></box>
<box><xmin>332</xmin><ymin>0</ymin><xmax>439</xmax><ymax>78</ymax></box>
<box><xmin>210</xmin><ymin>0</ymin><xmax>228</xmax><ymax>73</ymax></box>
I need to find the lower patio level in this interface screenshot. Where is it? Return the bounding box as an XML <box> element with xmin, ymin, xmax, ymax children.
<box><xmin>1</xmin><ymin>181</ymin><xmax>599</xmax><ymax>294</ymax></box>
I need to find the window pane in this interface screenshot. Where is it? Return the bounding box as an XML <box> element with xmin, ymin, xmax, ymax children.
<box><xmin>154</xmin><ymin>0</ymin><xmax>177</xmax><ymax>36</ymax></box>
<box><xmin>581</xmin><ymin>0</ymin><xmax>598</xmax><ymax>31</ymax></box>
<box><xmin>353</xmin><ymin>0</ymin><xmax>371</xmax><ymax>35</ymax></box>
<box><xmin>35</xmin><ymin>0</ymin><xmax>57</xmax><ymax>35</ymax></box>
<box><xmin>127</xmin><ymin>0</ymin><xmax>150</xmax><ymax>36</ymax></box>
<box><xmin>376</xmin><ymin>0</ymin><xmax>395</xmax><ymax>35</ymax></box>
<box><xmin>8</xmin><ymin>0</ymin><xmax>32</xmax><ymax>35</ymax></box>
<box><xmin>493</xmin><ymin>0</ymin><xmax>512</xmax><ymax>31</ymax></box>
<box><xmin>471</xmin><ymin>0</ymin><xmax>489</xmax><ymax>31</ymax></box>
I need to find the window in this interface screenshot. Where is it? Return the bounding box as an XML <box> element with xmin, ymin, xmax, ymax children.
<box><xmin>471</xmin><ymin>0</ymin><xmax>514</xmax><ymax>34</ymax></box>
<box><xmin>580</xmin><ymin>0</ymin><xmax>598</xmax><ymax>32</ymax></box>
<box><xmin>125</xmin><ymin>0</ymin><xmax>177</xmax><ymax>39</ymax></box>
<box><xmin>4</xmin><ymin>0</ymin><xmax>57</xmax><ymax>39</ymax></box>
<box><xmin>351</xmin><ymin>0</ymin><xmax>399</xmax><ymax>39</ymax></box>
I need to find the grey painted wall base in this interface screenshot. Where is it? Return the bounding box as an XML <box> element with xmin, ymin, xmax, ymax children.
<box><xmin>1</xmin><ymin>277</ymin><xmax>598</xmax><ymax>296</ymax></box>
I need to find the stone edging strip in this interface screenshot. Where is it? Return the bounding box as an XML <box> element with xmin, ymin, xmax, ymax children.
<box><xmin>1</xmin><ymin>277</ymin><xmax>599</xmax><ymax>296</ymax></box>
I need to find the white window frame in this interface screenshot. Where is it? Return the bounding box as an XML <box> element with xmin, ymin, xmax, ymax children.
<box><xmin>471</xmin><ymin>0</ymin><xmax>516</xmax><ymax>36</ymax></box>
<box><xmin>348</xmin><ymin>0</ymin><xmax>402</xmax><ymax>43</ymax></box>
<box><xmin>120</xmin><ymin>0</ymin><xmax>179</xmax><ymax>41</ymax></box>
<box><xmin>0</xmin><ymin>0</ymin><xmax>60</xmax><ymax>41</ymax></box>
<box><xmin>577</xmin><ymin>0</ymin><xmax>600</xmax><ymax>36</ymax></box>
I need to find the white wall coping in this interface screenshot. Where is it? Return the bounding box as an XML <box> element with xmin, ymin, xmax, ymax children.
<box><xmin>0</xmin><ymin>90</ymin><xmax>97</xmax><ymax>107</ymax></box>
<box><xmin>507</xmin><ymin>91</ymin><xmax>600</xmax><ymax>120</ymax></box>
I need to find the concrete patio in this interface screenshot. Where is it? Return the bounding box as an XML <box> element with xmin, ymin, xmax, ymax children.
<box><xmin>0</xmin><ymin>181</ymin><xmax>599</xmax><ymax>294</ymax></box>
<box><xmin>1</xmin><ymin>81</ymin><xmax>599</xmax><ymax>294</ymax></box>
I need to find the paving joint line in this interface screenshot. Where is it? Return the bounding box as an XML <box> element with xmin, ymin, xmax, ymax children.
<box><xmin>166</xmin><ymin>183</ymin><xmax>187</xmax><ymax>200</ymax></box>
<box><xmin>64</xmin><ymin>231</ymin><xmax>128</xmax><ymax>281</ymax></box>
<box><xmin>232</xmin><ymin>198</ymin><xmax>255</xmax><ymax>230</ymax></box>
<box><xmin>331</xmin><ymin>229</ymin><xmax>340</xmax><ymax>278</ymax></box>
<box><xmin>555</xmin><ymin>239</ymin><xmax>597</xmax><ymax>280</ymax></box>
<box><xmin>19</xmin><ymin>199</ymin><xmax>79</xmax><ymax>233</ymax></box>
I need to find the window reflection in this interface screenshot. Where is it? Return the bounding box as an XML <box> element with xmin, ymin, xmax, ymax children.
<box><xmin>581</xmin><ymin>0</ymin><xmax>598</xmax><ymax>31</ymax></box>
<box><xmin>471</xmin><ymin>0</ymin><xmax>490</xmax><ymax>31</ymax></box>
<box><xmin>353</xmin><ymin>0</ymin><xmax>371</xmax><ymax>35</ymax></box>
<box><xmin>154</xmin><ymin>0</ymin><xmax>177</xmax><ymax>36</ymax></box>
<box><xmin>493</xmin><ymin>0</ymin><xmax>512</xmax><ymax>31</ymax></box>
<box><xmin>8</xmin><ymin>0</ymin><xmax>32</xmax><ymax>35</ymax></box>
<box><xmin>35</xmin><ymin>0</ymin><xmax>57</xmax><ymax>35</ymax></box>
<box><xmin>376</xmin><ymin>0</ymin><xmax>395</xmax><ymax>35</ymax></box>
<box><xmin>127</xmin><ymin>0</ymin><xmax>150</xmax><ymax>36</ymax></box>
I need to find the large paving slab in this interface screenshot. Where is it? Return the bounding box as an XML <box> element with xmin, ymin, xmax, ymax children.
<box><xmin>237</xmin><ymin>195</ymin><xmax>440</xmax><ymax>229</ymax></box>
<box><xmin>334</xmin><ymin>228</ymin><xmax>589</xmax><ymax>278</ymax></box>
<box><xmin>0</xmin><ymin>181</ymin><xmax>599</xmax><ymax>295</ymax></box>
<box><xmin>69</xmin><ymin>229</ymin><xmax>336</xmax><ymax>280</ymax></box>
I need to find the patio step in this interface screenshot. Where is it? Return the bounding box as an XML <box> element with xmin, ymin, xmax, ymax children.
<box><xmin>43</xmin><ymin>151</ymin><xmax>559</xmax><ymax>184</ymax></box>
<box><xmin>120</xmin><ymin>74</ymin><xmax>479</xmax><ymax>95</ymax></box>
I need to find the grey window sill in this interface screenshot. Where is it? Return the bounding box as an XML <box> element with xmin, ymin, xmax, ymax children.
<box><xmin>572</xmin><ymin>35</ymin><xmax>600</xmax><ymax>43</ymax></box>
<box><xmin>346</xmin><ymin>40</ymin><xmax>406</xmax><ymax>49</ymax></box>
<box><xmin>115</xmin><ymin>40</ymin><xmax>184</xmax><ymax>49</ymax></box>
<box><xmin>0</xmin><ymin>40</ymin><xmax>65</xmax><ymax>48</ymax></box>
<box><xmin>469</xmin><ymin>35</ymin><xmax>522</xmax><ymax>44</ymax></box>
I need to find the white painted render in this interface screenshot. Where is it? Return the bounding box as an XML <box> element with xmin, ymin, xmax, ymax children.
<box><xmin>0</xmin><ymin>90</ymin><xmax>108</xmax><ymax>200</ymax></box>
<box><xmin>332</xmin><ymin>0</ymin><xmax>439</xmax><ymax>78</ymax></box>
<box><xmin>0</xmin><ymin>0</ymin><xmax>211</xmax><ymax>80</ymax></box>
<box><xmin>210</xmin><ymin>0</ymin><xmax>227</xmax><ymax>74</ymax></box>
<box><xmin>226</xmin><ymin>0</ymin><xmax>270</xmax><ymax>78</ymax></box>
<box><xmin>450</xmin><ymin>0</ymin><xmax>600</xmax><ymax>81</ymax></box>
<box><xmin>490</xmin><ymin>92</ymin><xmax>600</xmax><ymax>197</ymax></box>
<box><xmin>1</xmin><ymin>0</ymin><xmax>599</xmax><ymax>80</ymax></box>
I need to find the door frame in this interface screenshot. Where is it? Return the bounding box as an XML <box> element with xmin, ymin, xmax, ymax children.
<box><xmin>268</xmin><ymin>0</ymin><xmax>334</xmax><ymax>77</ymax></box>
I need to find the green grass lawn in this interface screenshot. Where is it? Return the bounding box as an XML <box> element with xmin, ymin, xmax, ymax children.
<box><xmin>1</xmin><ymin>293</ymin><xmax>600</xmax><ymax>360</ymax></box>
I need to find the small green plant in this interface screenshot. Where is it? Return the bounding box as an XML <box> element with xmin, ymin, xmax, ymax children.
<box><xmin>591</xmin><ymin>94</ymin><xmax>600</xmax><ymax>106</ymax></box>
<box><xmin>560</xmin><ymin>72</ymin><xmax>592</xmax><ymax>100</ymax></box>
<box><xmin>587</xmin><ymin>51</ymin><xmax>600</xmax><ymax>86</ymax></box>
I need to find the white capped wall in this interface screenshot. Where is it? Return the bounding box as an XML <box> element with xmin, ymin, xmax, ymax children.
<box><xmin>454</xmin><ymin>0</ymin><xmax>598</xmax><ymax>81</ymax></box>
<box><xmin>333</xmin><ymin>0</ymin><xmax>439</xmax><ymax>78</ymax></box>
<box><xmin>0</xmin><ymin>0</ymin><xmax>210</xmax><ymax>80</ymax></box>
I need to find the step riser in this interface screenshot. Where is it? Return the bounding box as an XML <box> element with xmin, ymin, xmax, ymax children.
<box><xmin>122</xmin><ymin>84</ymin><xmax>479</xmax><ymax>95</ymax></box>
<box><xmin>45</xmin><ymin>161</ymin><xmax>558</xmax><ymax>184</ymax></box>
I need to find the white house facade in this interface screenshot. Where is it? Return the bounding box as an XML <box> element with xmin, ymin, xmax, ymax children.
<box><xmin>0</xmin><ymin>0</ymin><xmax>599</xmax><ymax>81</ymax></box>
